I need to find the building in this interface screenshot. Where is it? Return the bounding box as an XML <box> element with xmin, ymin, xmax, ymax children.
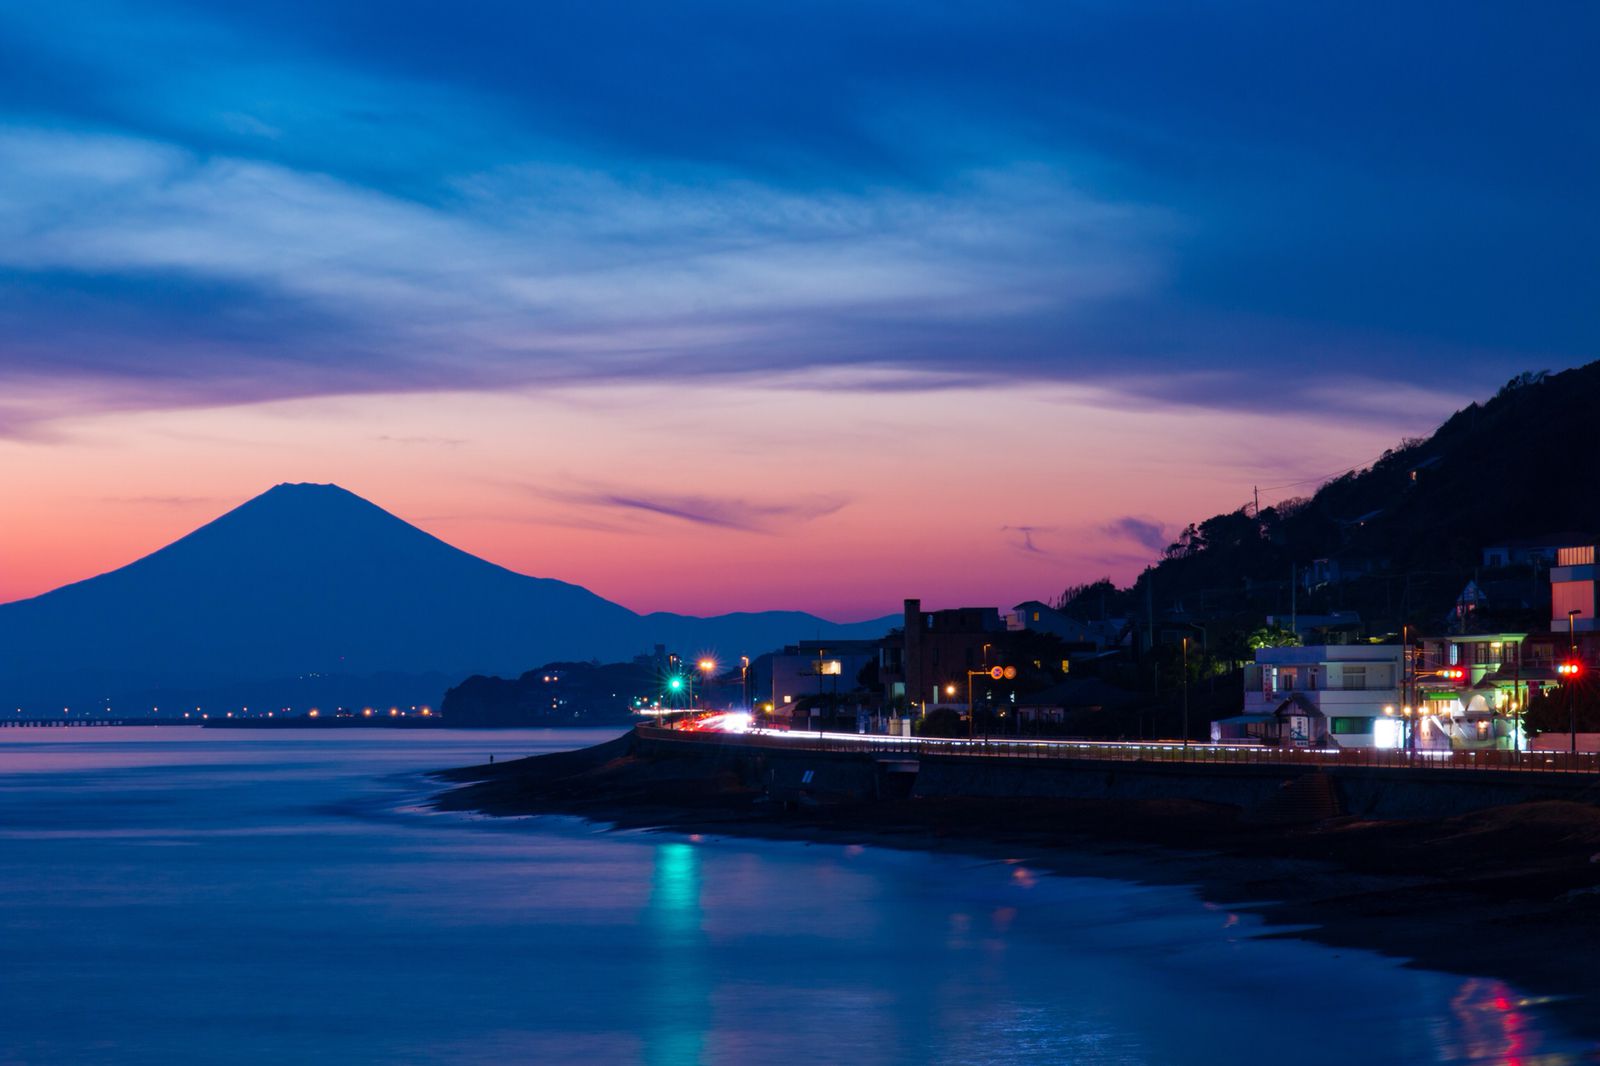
<box><xmin>1482</xmin><ymin>533</ymin><xmax>1592</xmax><ymax>570</ymax></box>
<box><xmin>769</xmin><ymin>640</ymin><xmax>880</xmax><ymax>726</ymax></box>
<box><xmin>892</xmin><ymin>599</ymin><xmax>1008</xmax><ymax>710</ymax></box>
<box><xmin>1551</xmin><ymin>543</ymin><xmax>1598</xmax><ymax>636</ymax></box>
<box><xmin>1017</xmin><ymin>678</ymin><xmax>1137</xmax><ymax>726</ymax></box>
<box><xmin>1301</xmin><ymin>554</ymin><xmax>1388</xmax><ymax>591</ymax></box>
<box><xmin>1265</xmin><ymin>612</ymin><xmax>1362</xmax><ymax>645</ymax></box>
<box><xmin>1411</xmin><ymin>633</ymin><xmax>1530</xmax><ymax>750</ymax></box>
<box><xmin>1240</xmin><ymin>645</ymin><xmax>1404</xmax><ymax>748</ymax></box>
<box><xmin>1006</xmin><ymin>601</ymin><xmax>1103</xmax><ymax>646</ymax></box>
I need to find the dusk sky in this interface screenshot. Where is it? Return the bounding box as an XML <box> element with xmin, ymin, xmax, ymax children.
<box><xmin>2</xmin><ymin>3</ymin><xmax>1595</xmax><ymax>619</ymax></box>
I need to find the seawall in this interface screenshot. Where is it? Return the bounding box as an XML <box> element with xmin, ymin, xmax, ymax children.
<box><xmin>635</xmin><ymin>729</ymin><xmax>1600</xmax><ymax>820</ymax></box>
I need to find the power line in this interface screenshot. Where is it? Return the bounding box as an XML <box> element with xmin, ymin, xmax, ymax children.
<box><xmin>1255</xmin><ymin>448</ymin><xmax>1397</xmax><ymax>495</ymax></box>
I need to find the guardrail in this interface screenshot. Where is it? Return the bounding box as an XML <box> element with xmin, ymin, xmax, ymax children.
<box><xmin>636</xmin><ymin>725</ymin><xmax>1600</xmax><ymax>775</ymax></box>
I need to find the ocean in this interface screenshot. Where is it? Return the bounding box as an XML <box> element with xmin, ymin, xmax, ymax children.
<box><xmin>0</xmin><ymin>727</ymin><xmax>1581</xmax><ymax>1065</ymax></box>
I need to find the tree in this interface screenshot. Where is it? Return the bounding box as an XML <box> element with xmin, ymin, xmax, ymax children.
<box><xmin>1055</xmin><ymin>579</ymin><xmax>1128</xmax><ymax>619</ymax></box>
<box><xmin>1522</xmin><ymin>679</ymin><xmax>1600</xmax><ymax>736</ymax></box>
<box><xmin>1246</xmin><ymin>624</ymin><xmax>1301</xmax><ymax>650</ymax></box>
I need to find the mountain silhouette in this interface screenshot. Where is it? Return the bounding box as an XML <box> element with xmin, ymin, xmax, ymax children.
<box><xmin>0</xmin><ymin>483</ymin><xmax>893</xmax><ymax>710</ymax></box>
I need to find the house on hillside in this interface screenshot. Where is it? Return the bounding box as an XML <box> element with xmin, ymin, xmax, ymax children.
<box><xmin>1482</xmin><ymin>533</ymin><xmax>1594</xmax><ymax>570</ymax></box>
<box><xmin>1448</xmin><ymin>579</ymin><xmax>1546</xmax><ymax>632</ymax></box>
<box><xmin>1301</xmin><ymin>555</ymin><xmax>1389</xmax><ymax>591</ymax></box>
<box><xmin>1266</xmin><ymin>612</ymin><xmax>1362</xmax><ymax>645</ymax></box>
<box><xmin>1552</xmin><ymin>544</ymin><xmax>1599</xmax><ymax>637</ymax></box>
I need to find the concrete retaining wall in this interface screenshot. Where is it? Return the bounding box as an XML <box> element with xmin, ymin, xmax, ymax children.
<box><xmin>635</xmin><ymin>731</ymin><xmax>1600</xmax><ymax>819</ymax></box>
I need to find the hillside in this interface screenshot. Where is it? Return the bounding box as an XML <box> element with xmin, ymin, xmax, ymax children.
<box><xmin>1071</xmin><ymin>363</ymin><xmax>1600</xmax><ymax>636</ymax></box>
<box><xmin>0</xmin><ymin>484</ymin><xmax>894</xmax><ymax>711</ymax></box>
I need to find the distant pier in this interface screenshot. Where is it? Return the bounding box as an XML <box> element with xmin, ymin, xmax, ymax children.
<box><xmin>0</xmin><ymin>718</ymin><xmax>194</xmax><ymax>728</ymax></box>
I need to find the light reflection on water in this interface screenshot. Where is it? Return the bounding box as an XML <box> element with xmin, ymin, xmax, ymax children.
<box><xmin>0</xmin><ymin>727</ymin><xmax>1589</xmax><ymax>1065</ymax></box>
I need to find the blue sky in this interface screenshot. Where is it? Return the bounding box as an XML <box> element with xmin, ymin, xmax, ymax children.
<box><xmin>1</xmin><ymin>2</ymin><xmax>1597</xmax><ymax>614</ymax></box>
<box><xmin>4</xmin><ymin>0</ymin><xmax>1594</xmax><ymax>427</ymax></box>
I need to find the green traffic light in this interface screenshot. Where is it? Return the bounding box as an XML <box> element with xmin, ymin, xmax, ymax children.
<box><xmin>668</xmin><ymin>676</ymin><xmax>684</xmax><ymax>691</ymax></box>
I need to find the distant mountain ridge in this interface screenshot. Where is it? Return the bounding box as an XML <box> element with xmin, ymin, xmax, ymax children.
<box><xmin>0</xmin><ymin>483</ymin><xmax>894</xmax><ymax>710</ymax></box>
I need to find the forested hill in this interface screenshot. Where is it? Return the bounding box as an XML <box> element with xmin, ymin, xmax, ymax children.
<box><xmin>1065</xmin><ymin>361</ymin><xmax>1600</xmax><ymax>634</ymax></box>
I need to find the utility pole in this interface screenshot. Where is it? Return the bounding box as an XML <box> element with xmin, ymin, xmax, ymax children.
<box><xmin>1253</xmin><ymin>485</ymin><xmax>1260</xmax><ymax>517</ymax></box>
<box><xmin>1181</xmin><ymin>636</ymin><xmax>1190</xmax><ymax>751</ymax></box>
<box><xmin>1513</xmin><ymin>645</ymin><xmax>1523</xmax><ymax>756</ymax></box>
<box><xmin>1568</xmin><ymin>609</ymin><xmax>1582</xmax><ymax>756</ymax></box>
<box><xmin>1290</xmin><ymin>562</ymin><xmax>1297</xmax><ymax>637</ymax></box>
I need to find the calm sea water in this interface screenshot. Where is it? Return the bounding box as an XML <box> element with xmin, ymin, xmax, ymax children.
<box><xmin>0</xmin><ymin>727</ymin><xmax>1585</xmax><ymax>1065</ymax></box>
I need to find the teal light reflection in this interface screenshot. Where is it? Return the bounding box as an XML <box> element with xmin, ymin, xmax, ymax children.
<box><xmin>643</xmin><ymin>841</ymin><xmax>706</xmax><ymax>1065</ymax></box>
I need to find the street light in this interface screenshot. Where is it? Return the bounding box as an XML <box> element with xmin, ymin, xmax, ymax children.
<box><xmin>1568</xmin><ymin>609</ymin><xmax>1583</xmax><ymax>756</ymax></box>
<box><xmin>1181</xmin><ymin>636</ymin><xmax>1190</xmax><ymax>752</ymax></box>
<box><xmin>966</xmin><ymin>664</ymin><xmax>1016</xmax><ymax>739</ymax></box>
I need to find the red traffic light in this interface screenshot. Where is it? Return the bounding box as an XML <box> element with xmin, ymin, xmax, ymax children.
<box><xmin>1436</xmin><ymin>667</ymin><xmax>1465</xmax><ymax>682</ymax></box>
<box><xmin>1558</xmin><ymin>661</ymin><xmax>1583</xmax><ymax>677</ymax></box>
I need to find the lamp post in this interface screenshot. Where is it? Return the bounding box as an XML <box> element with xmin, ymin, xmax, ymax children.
<box><xmin>966</xmin><ymin>671</ymin><xmax>979</xmax><ymax>738</ymax></box>
<box><xmin>1401</xmin><ymin>624</ymin><xmax>1410</xmax><ymax>753</ymax></box>
<box><xmin>1181</xmin><ymin>636</ymin><xmax>1190</xmax><ymax>752</ymax></box>
<box><xmin>697</xmin><ymin>658</ymin><xmax>717</xmax><ymax>713</ymax></box>
<box><xmin>1568</xmin><ymin>609</ymin><xmax>1582</xmax><ymax>756</ymax></box>
<box><xmin>967</xmin><ymin>665</ymin><xmax>1016</xmax><ymax>739</ymax></box>
<box><xmin>740</xmin><ymin>656</ymin><xmax>750</xmax><ymax>711</ymax></box>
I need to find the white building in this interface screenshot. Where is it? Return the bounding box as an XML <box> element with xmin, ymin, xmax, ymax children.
<box><xmin>1239</xmin><ymin>645</ymin><xmax>1404</xmax><ymax>749</ymax></box>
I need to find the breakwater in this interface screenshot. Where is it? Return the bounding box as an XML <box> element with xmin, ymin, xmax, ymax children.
<box><xmin>635</xmin><ymin>727</ymin><xmax>1600</xmax><ymax>821</ymax></box>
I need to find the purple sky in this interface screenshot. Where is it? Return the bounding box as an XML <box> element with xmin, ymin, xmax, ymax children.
<box><xmin>1</xmin><ymin>2</ymin><xmax>1594</xmax><ymax>617</ymax></box>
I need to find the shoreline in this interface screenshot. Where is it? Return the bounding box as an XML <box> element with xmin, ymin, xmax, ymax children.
<box><xmin>432</xmin><ymin>731</ymin><xmax>1600</xmax><ymax>1047</ymax></box>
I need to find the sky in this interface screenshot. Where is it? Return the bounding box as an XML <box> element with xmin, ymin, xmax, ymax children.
<box><xmin>1</xmin><ymin>2</ymin><xmax>1596</xmax><ymax>619</ymax></box>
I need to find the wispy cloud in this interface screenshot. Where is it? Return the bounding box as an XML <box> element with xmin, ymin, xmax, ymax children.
<box><xmin>0</xmin><ymin>122</ymin><xmax>1165</xmax><ymax>434</ymax></box>
<box><xmin>1101</xmin><ymin>515</ymin><xmax>1169</xmax><ymax>554</ymax></box>
<box><xmin>536</xmin><ymin>485</ymin><xmax>848</xmax><ymax>534</ymax></box>
<box><xmin>1001</xmin><ymin>524</ymin><xmax>1052</xmax><ymax>556</ymax></box>
<box><xmin>0</xmin><ymin>0</ymin><xmax>1586</xmax><ymax>444</ymax></box>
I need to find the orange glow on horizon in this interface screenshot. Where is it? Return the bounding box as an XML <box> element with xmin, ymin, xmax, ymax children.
<box><xmin>0</xmin><ymin>381</ymin><xmax>1460</xmax><ymax>617</ymax></box>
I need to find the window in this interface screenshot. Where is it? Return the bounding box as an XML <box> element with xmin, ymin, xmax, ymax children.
<box><xmin>820</xmin><ymin>660</ymin><xmax>842</xmax><ymax>676</ymax></box>
<box><xmin>1331</xmin><ymin>716</ymin><xmax>1375</xmax><ymax>735</ymax></box>
<box><xmin>1340</xmin><ymin>666</ymin><xmax>1367</xmax><ymax>690</ymax></box>
<box><xmin>1558</xmin><ymin>546</ymin><xmax>1596</xmax><ymax>566</ymax></box>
